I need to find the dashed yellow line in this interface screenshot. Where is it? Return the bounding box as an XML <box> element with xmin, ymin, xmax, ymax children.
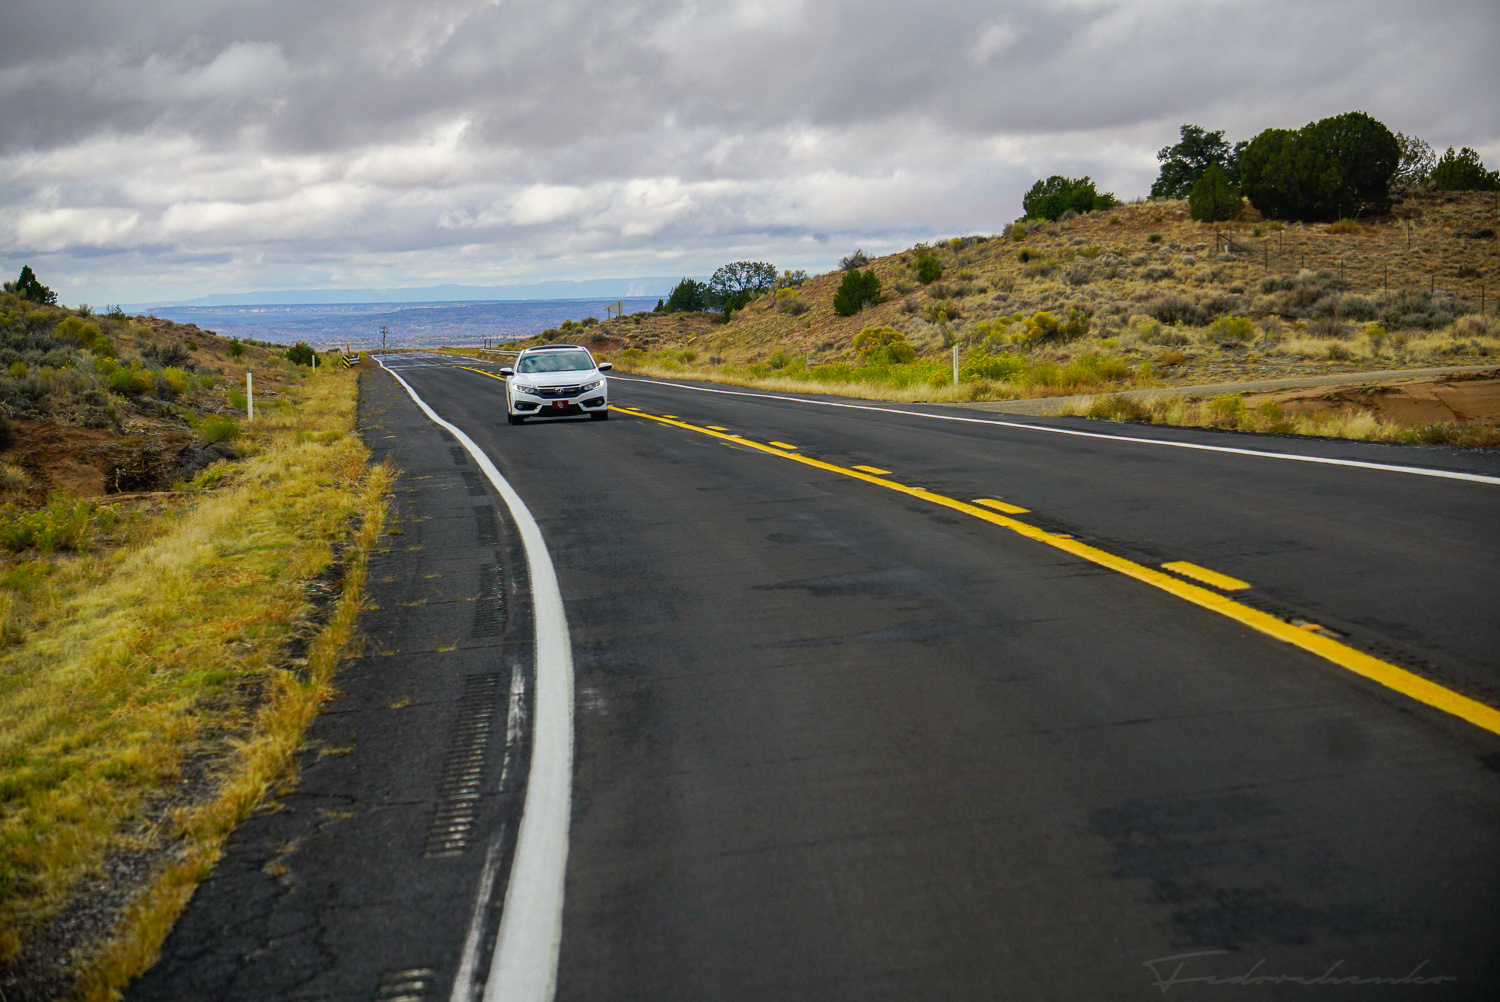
<box><xmin>705</xmin><ymin>425</ymin><xmax>730</xmax><ymax>431</ymax></box>
<box><xmin>457</xmin><ymin>365</ymin><xmax>507</xmax><ymax>382</ymax></box>
<box><xmin>612</xmin><ymin>405</ymin><xmax>1500</xmax><ymax>738</ymax></box>
<box><xmin>1162</xmin><ymin>560</ymin><xmax>1251</xmax><ymax>592</ymax></box>
<box><xmin>974</xmin><ymin>498</ymin><xmax>1030</xmax><ymax>515</ymax></box>
<box><xmin>769</xmin><ymin>441</ymin><xmax>798</xmax><ymax>450</ymax></box>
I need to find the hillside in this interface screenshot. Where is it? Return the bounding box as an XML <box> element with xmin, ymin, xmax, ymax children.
<box><xmin>512</xmin><ymin>190</ymin><xmax>1497</xmax><ymax>391</ymax></box>
<box><xmin>0</xmin><ymin>300</ymin><xmax>315</xmax><ymax>501</ymax></box>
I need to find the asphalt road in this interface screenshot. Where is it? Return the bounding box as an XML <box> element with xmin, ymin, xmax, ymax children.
<box><xmin>133</xmin><ymin>354</ymin><xmax>1500</xmax><ymax>1001</ymax></box>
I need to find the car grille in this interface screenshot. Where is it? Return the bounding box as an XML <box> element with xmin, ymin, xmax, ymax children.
<box><xmin>537</xmin><ymin>384</ymin><xmax>584</xmax><ymax>399</ymax></box>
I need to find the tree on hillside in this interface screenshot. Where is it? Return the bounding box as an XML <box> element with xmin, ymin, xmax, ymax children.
<box><xmin>11</xmin><ymin>266</ymin><xmax>57</xmax><ymax>305</ymax></box>
<box><xmin>1151</xmin><ymin>125</ymin><xmax>1237</xmax><ymax>199</ymax></box>
<box><xmin>1239</xmin><ymin>112</ymin><xmax>1400</xmax><ymax>221</ymax></box>
<box><xmin>1430</xmin><ymin>147</ymin><xmax>1500</xmax><ymax>191</ymax></box>
<box><xmin>1021</xmin><ymin>176</ymin><xmax>1116</xmax><ymax>221</ymax></box>
<box><xmin>1305</xmin><ymin>111</ymin><xmax>1400</xmax><ymax>215</ymax></box>
<box><xmin>832</xmin><ymin>269</ymin><xmax>881</xmax><ymax>317</ymax></box>
<box><xmin>286</xmin><ymin>342</ymin><xmax>315</xmax><ymax>366</ymax></box>
<box><xmin>1239</xmin><ymin>128</ymin><xmax>1338</xmax><ymax>221</ymax></box>
<box><xmin>1393</xmin><ymin>132</ymin><xmax>1437</xmax><ymax>190</ymax></box>
<box><xmin>664</xmin><ymin>277</ymin><xmax>711</xmax><ymax>313</ymax></box>
<box><xmin>1187</xmin><ymin>164</ymin><xmax>1242</xmax><ymax>222</ymax></box>
<box><xmin>708</xmin><ymin>261</ymin><xmax>777</xmax><ymax>300</ymax></box>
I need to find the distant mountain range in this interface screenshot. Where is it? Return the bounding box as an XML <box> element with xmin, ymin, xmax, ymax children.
<box><xmin>125</xmin><ymin>277</ymin><xmax>690</xmax><ymax>309</ymax></box>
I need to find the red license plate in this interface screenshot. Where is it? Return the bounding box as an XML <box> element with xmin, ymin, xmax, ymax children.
<box><xmin>551</xmin><ymin>401</ymin><xmax>567</xmax><ymax>410</ymax></box>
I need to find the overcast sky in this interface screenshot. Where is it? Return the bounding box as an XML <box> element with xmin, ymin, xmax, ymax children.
<box><xmin>1</xmin><ymin>0</ymin><xmax>1496</xmax><ymax>304</ymax></box>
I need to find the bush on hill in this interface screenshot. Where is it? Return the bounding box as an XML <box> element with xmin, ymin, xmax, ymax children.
<box><xmin>1430</xmin><ymin>147</ymin><xmax>1500</xmax><ymax>191</ymax></box>
<box><xmin>665</xmin><ymin>277</ymin><xmax>712</xmax><ymax>313</ymax></box>
<box><xmin>852</xmin><ymin>326</ymin><xmax>915</xmax><ymax>364</ymax></box>
<box><xmin>1023</xmin><ymin>176</ymin><xmax>1119</xmax><ymax>221</ymax></box>
<box><xmin>833</xmin><ymin>269</ymin><xmax>882</xmax><ymax>316</ymax></box>
<box><xmin>1188</xmin><ymin>164</ymin><xmax>1243</xmax><ymax>222</ymax></box>
<box><xmin>911</xmin><ymin>244</ymin><xmax>943</xmax><ymax>284</ymax></box>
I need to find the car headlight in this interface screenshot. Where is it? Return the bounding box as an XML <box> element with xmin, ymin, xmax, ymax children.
<box><xmin>578</xmin><ymin>380</ymin><xmax>602</xmax><ymax>392</ymax></box>
<box><xmin>513</xmin><ymin>382</ymin><xmax>539</xmax><ymax>394</ymax></box>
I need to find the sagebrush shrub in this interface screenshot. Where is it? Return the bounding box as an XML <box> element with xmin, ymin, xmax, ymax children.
<box><xmin>852</xmin><ymin>326</ymin><xmax>916</xmax><ymax>364</ymax></box>
<box><xmin>1208</xmin><ymin>316</ymin><xmax>1256</xmax><ymax>343</ymax></box>
<box><xmin>960</xmin><ymin>350</ymin><xmax>1025</xmax><ymax>381</ymax></box>
<box><xmin>200</xmin><ymin>414</ymin><xmax>242</xmax><ymax>443</ymax></box>
<box><xmin>1147</xmin><ymin>295</ymin><xmax>1209</xmax><ymax>327</ymax></box>
<box><xmin>0</xmin><ymin>493</ymin><xmax>93</xmax><ymax>552</ymax></box>
<box><xmin>912</xmin><ymin>245</ymin><xmax>943</xmax><ymax>284</ymax></box>
<box><xmin>109</xmin><ymin>367</ymin><xmax>152</xmax><ymax>395</ymax></box>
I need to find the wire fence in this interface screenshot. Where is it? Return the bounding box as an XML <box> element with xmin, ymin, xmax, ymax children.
<box><xmin>1212</xmin><ymin>206</ymin><xmax>1498</xmax><ymax>317</ymax></box>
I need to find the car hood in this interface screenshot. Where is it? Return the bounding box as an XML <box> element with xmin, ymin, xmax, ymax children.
<box><xmin>514</xmin><ymin>369</ymin><xmax>603</xmax><ymax>386</ymax></box>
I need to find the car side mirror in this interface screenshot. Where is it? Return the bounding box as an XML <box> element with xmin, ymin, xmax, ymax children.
<box><xmin>499</xmin><ymin>366</ymin><xmax>514</xmax><ymax>376</ymax></box>
<box><xmin>597</xmin><ymin>362</ymin><xmax>613</xmax><ymax>371</ymax></box>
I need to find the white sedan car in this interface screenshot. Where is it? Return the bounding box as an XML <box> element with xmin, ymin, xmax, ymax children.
<box><xmin>500</xmin><ymin>345</ymin><xmax>612</xmax><ymax>424</ymax></box>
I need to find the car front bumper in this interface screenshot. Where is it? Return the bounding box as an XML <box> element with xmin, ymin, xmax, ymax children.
<box><xmin>509</xmin><ymin>385</ymin><xmax>608</xmax><ymax>415</ymax></box>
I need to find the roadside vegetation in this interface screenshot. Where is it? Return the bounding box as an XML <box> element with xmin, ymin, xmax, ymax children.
<box><xmin>1066</xmin><ymin>391</ymin><xmax>1500</xmax><ymax>447</ymax></box>
<box><xmin>0</xmin><ymin>270</ymin><xmax>386</xmax><ymax>1000</ymax></box>
<box><xmin>507</xmin><ymin>113</ymin><xmax>1498</xmax><ymax>444</ymax></box>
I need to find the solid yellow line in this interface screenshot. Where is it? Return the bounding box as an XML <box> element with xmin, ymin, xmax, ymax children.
<box><xmin>769</xmin><ymin>441</ymin><xmax>798</xmax><ymax>450</ymax></box>
<box><xmin>616</xmin><ymin>407</ymin><xmax>1500</xmax><ymax>738</ymax></box>
<box><xmin>852</xmin><ymin>465</ymin><xmax>891</xmax><ymax>475</ymax></box>
<box><xmin>974</xmin><ymin>498</ymin><xmax>1030</xmax><ymax>515</ymax></box>
<box><xmin>1162</xmin><ymin>560</ymin><xmax>1252</xmax><ymax>592</ymax></box>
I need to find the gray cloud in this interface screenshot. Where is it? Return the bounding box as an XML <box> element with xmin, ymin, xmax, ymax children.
<box><xmin>1</xmin><ymin>0</ymin><xmax>1496</xmax><ymax>302</ymax></box>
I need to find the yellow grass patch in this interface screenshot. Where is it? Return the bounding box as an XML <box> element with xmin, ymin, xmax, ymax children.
<box><xmin>0</xmin><ymin>366</ymin><xmax>388</xmax><ymax>999</ymax></box>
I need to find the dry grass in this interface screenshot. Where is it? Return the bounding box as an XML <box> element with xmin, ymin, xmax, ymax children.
<box><xmin>1065</xmin><ymin>391</ymin><xmax>1500</xmax><ymax>446</ymax></box>
<box><xmin>508</xmin><ymin>192</ymin><xmax>1499</xmax><ymax>396</ymax></box>
<box><xmin>0</xmin><ymin>366</ymin><xmax>388</xmax><ymax>999</ymax></box>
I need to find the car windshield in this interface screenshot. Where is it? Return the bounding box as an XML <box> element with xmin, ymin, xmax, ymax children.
<box><xmin>517</xmin><ymin>352</ymin><xmax>596</xmax><ymax>373</ymax></box>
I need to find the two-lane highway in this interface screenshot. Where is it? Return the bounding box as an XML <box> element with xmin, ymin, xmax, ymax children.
<box><xmin>394</xmin><ymin>355</ymin><xmax>1500</xmax><ymax>999</ymax></box>
<box><xmin>136</xmin><ymin>352</ymin><xmax>1500</xmax><ymax>1001</ymax></box>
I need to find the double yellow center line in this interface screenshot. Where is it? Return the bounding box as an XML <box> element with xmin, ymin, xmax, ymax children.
<box><xmin>611</xmin><ymin>405</ymin><xmax>1500</xmax><ymax>738</ymax></box>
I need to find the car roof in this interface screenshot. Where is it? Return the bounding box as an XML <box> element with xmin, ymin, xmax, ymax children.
<box><xmin>521</xmin><ymin>344</ymin><xmax>589</xmax><ymax>353</ymax></box>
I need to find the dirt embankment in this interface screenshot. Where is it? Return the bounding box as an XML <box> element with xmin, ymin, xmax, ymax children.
<box><xmin>1</xmin><ymin>312</ymin><xmax>303</xmax><ymax>501</ymax></box>
<box><xmin>1244</xmin><ymin>369</ymin><xmax>1500</xmax><ymax>424</ymax></box>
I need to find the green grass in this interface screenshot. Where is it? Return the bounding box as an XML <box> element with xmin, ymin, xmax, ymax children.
<box><xmin>619</xmin><ymin>346</ymin><xmax>1137</xmax><ymax>402</ymax></box>
<box><xmin>0</xmin><ymin>368</ymin><xmax>388</xmax><ymax>998</ymax></box>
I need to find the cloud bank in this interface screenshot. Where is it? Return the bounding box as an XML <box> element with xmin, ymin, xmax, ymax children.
<box><xmin>1</xmin><ymin>0</ymin><xmax>1496</xmax><ymax>302</ymax></box>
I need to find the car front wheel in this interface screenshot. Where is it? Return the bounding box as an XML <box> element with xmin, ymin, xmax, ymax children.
<box><xmin>590</xmin><ymin>409</ymin><xmax>609</xmax><ymax>421</ymax></box>
<box><xmin>508</xmin><ymin>412</ymin><xmax>525</xmax><ymax>425</ymax></box>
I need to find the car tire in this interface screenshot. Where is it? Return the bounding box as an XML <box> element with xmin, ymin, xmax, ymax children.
<box><xmin>508</xmin><ymin>412</ymin><xmax>525</xmax><ymax>425</ymax></box>
<box><xmin>590</xmin><ymin>409</ymin><xmax>609</xmax><ymax>421</ymax></box>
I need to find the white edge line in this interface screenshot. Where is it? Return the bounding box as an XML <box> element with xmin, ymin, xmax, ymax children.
<box><xmin>378</xmin><ymin>360</ymin><xmax>573</xmax><ymax>1002</ymax></box>
<box><xmin>610</xmin><ymin>375</ymin><xmax>1500</xmax><ymax>487</ymax></box>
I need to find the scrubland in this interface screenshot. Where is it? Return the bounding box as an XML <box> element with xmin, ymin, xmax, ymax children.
<box><xmin>516</xmin><ymin>191</ymin><xmax>1499</xmax><ymax>442</ymax></box>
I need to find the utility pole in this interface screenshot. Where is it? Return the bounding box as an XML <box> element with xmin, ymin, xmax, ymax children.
<box><xmin>380</xmin><ymin>325</ymin><xmax>389</xmax><ymax>349</ymax></box>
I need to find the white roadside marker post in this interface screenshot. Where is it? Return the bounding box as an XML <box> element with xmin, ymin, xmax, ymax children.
<box><xmin>952</xmin><ymin>344</ymin><xmax>959</xmax><ymax>385</ymax></box>
<box><xmin>246</xmin><ymin>371</ymin><xmax>254</xmax><ymax>421</ymax></box>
